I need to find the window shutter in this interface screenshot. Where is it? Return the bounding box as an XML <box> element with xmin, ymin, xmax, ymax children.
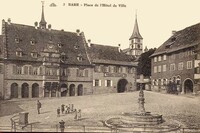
<box><xmin>93</xmin><ymin>80</ymin><xmax>95</xmax><ymax>86</ymax></box>
<box><xmin>105</xmin><ymin>80</ymin><xmax>107</xmax><ymax>87</ymax></box>
<box><xmin>111</xmin><ymin>80</ymin><xmax>113</xmax><ymax>86</ymax></box>
<box><xmin>99</xmin><ymin>80</ymin><xmax>101</xmax><ymax>86</ymax></box>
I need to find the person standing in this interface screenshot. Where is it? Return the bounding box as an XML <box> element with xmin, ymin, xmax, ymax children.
<box><xmin>37</xmin><ymin>100</ymin><xmax>42</xmax><ymax>114</ymax></box>
<box><xmin>74</xmin><ymin>109</ymin><xmax>77</xmax><ymax>120</ymax></box>
<box><xmin>78</xmin><ymin>109</ymin><xmax>81</xmax><ymax>119</ymax></box>
<box><xmin>61</xmin><ymin>104</ymin><xmax>65</xmax><ymax>114</ymax></box>
<box><xmin>59</xmin><ymin>120</ymin><xmax>65</xmax><ymax>132</ymax></box>
<box><xmin>57</xmin><ymin>107</ymin><xmax>61</xmax><ymax>117</ymax></box>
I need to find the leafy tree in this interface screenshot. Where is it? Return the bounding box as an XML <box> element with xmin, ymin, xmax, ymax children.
<box><xmin>137</xmin><ymin>48</ymin><xmax>156</xmax><ymax>77</ymax></box>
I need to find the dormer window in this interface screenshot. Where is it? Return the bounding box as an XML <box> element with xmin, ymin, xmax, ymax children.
<box><xmin>77</xmin><ymin>54</ymin><xmax>83</xmax><ymax>61</ymax></box>
<box><xmin>16</xmin><ymin>48</ymin><xmax>22</xmax><ymax>57</ymax></box>
<box><xmin>31</xmin><ymin>52</ymin><xmax>38</xmax><ymax>58</ymax></box>
<box><xmin>74</xmin><ymin>45</ymin><xmax>79</xmax><ymax>49</ymax></box>
<box><xmin>16</xmin><ymin>51</ymin><xmax>22</xmax><ymax>57</ymax></box>
<box><xmin>60</xmin><ymin>52</ymin><xmax>67</xmax><ymax>61</ymax></box>
<box><xmin>15</xmin><ymin>38</ymin><xmax>20</xmax><ymax>43</ymax></box>
<box><xmin>30</xmin><ymin>39</ymin><xmax>36</xmax><ymax>45</ymax></box>
<box><xmin>58</xmin><ymin>42</ymin><xmax>63</xmax><ymax>48</ymax></box>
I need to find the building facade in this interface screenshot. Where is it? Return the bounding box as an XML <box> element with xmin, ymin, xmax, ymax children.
<box><xmin>150</xmin><ymin>23</ymin><xmax>200</xmax><ymax>94</ymax></box>
<box><xmin>0</xmin><ymin>5</ymin><xmax>137</xmax><ymax>99</ymax></box>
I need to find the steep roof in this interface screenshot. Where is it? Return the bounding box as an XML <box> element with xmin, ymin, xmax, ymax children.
<box><xmin>88</xmin><ymin>44</ymin><xmax>137</xmax><ymax>66</ymax></box>
<box><xmin>129</xmin><ymin>17</ymin><xmax>143</xmax><ymax>40</ymax></box>
<box><xmin>151</xmin><ymin>23</ymin><xmax>200</xmax><ymax>57</ymax></box>
<box><xmin>4</xmin><ymin>22</ymin><xmax>91</xmax><ymax>65</ymax></box>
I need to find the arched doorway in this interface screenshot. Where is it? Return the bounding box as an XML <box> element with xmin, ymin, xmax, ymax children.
<box><xmin>117</xmin><ymin>79</ymin><xmax>128</xmax><ymax>93</ymax></box>
<box><xmin>11</xmin><ymin>83</ymin><xmax>18</xmax><ymax>98</ymax></box>
<box><xmin>61</xmin><ymin>84</ymin><xmax>67</xmax><ymax>97</ymax></box>
<box><xmin>32</xmin><ymin>83</ymin><xmax>39</xmax><ymax>98</ymax></box>
<box><xmin>77</xmin><ymin>84</ymin><xmax>83</xmax><ymax>96</ymax></box>
<box><xmin>22</xmin><ymin>83</ymin><xmax>29</xmax><ymax>98</ymax></box>
<box><xmin>69</xmin><ymin>84</ymin><xmax>75</xmax><ymax>96</ymax></box>
<box><xmin>184</xmin><ymin>79</ymin><xmax>193</xmax><ymax>93</ymax></box>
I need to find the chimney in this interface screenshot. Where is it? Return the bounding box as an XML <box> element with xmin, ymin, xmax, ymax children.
<box><xmin>48</xmin><ymin>24</ymin><xmax>52</xmax><ymax>31</ymax></box>
<box><xmin>7</xmin><ymin>18</ymin><xmax>11</xmax><ymax>25</ymax></box>
<box><xmin>118</xmin><ymin>44</ymin><xmax>121</xmax><ymax>52</ymax></box>
<box><xmin>88</xmin><ymin>39</ymin><xmax>91</xmax><ymax>47</ymax></box>
<box><xmin>172</xmin><ymin>30</ymin><xmax>176</xmax><ymax>36</ymax></box>
<box><xmin>34</xmin><ymin>22</ymin><xmax>38</xmax><ymax>29</ymax></box>
<box><xmin>76</xmin><ymin>29</ymin><xmax>80</xmax><ymax>36</ymax></box>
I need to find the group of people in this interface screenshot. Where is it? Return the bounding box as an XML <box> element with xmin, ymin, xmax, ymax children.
<box><xmin>57</xmin><ymin>104</ymin><xmax>82</xmax><ymax>120</ymax></box>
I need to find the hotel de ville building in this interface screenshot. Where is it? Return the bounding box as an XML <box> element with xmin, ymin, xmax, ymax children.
<box><xmin>0</xmin><ymin>4</ymin><xmax>138</xmax><ymax>99</ymax></box>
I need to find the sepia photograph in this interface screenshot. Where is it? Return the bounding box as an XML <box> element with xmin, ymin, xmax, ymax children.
<box><xmin>0</xmin><ymin>0</ymin><xmax>200</xmax><ymax>132</ymax></box>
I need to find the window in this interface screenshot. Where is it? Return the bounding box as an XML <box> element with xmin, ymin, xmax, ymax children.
<box><xmin>178</xmin><ymin>62</ymin><xmax>183</xmax><ymax>70</ymax></box>
<box><xmin>94</xmin><ymin>66</ymin><xmax>100</xmax><ymax>72</ymax></box>
<box><xmin>154</xmin><ymin>57</ymin><xmax>157</xmax><ymax>62</ymax></box>
<box><xmin>128</xmin><ymin>67</ymin><xmax>134</xmax><ymax>74</ymax></box>
<box><xmin>45</xmin><ymin>68</ymin><xmax>51</xmax><ymax>75</ymax></box>
<box><xmin>158</xmin><ymin>65</ymin><xmax>161</xmax><ymax>72</ymax></box>
<box><xmin>104</xmin><ymin>66</ymin><xmax>109</xmax><ymax>73</ymax></box>
<box><xmin>163</xmin><ymin>65</ymin><xmax>166</xmax><ymax>72</ymax></box>
<box><xmin>94</xmin><ymin>79</ymin><xmax>101</xmax><ymax>86</ymax></box>
<box><xmin>52</xmin><ymin>69</ymin><xmax>57</xmax><ymax>75</ymax></box>
<box><xmin>13</xmin><ymin>65</ymin><xmax>17</xmax><ymax>74</ymax></box>
<box><xmin>16</xmin><ymin>51</ymin><xmax>22</xmax><ymax>57</ymax></box>
<box><xmin>170</xmin><ymin>63</ymin><xmax>175</xmax><ymax>71</ymax></box>
<box><xmin>15</xmin><ymin>38</ymin><xmax>20</xmax><ymax>43</ymax></box>
<box><xmin>17</xmin><ymin>66</ymin><xmax>22</xmax><ymax>74</ymax></box>
<box><xmin>163</xmin><ymin>55</ymin><xmax>167</xmax><ymax>60</ymax></box>
<box><xmin>31</xmin><ymin>52</ymin><xmax>38</xmax><ymax>58</ymax></box>
<box><xmin>154</xmin><ymin>66</ymin><xmax>157</xmax><ymax>73</ymax></box>
<box><xmin>23</xmin><ymin>66</ymin><xmax>28</xmax><ymax>75</ymax></box>
<box><xmin>39</xmin><ymin>67</ymin><xmax>43</xmax><ymax>75</ymax></box>
<box><xmin>29</xmin><ymin>66</ymin><xmax>33</xmax><ymax>75</ymax></box>
<box><xmin>0</xmin><ymin>65</ymin><xmax>3</xmax><ymax>74</ymax></box>
<box><xmin>195</xmin><ymin>67</ymin><xmax>200</xmax><ymax>74</ymax></box>
<box><xmin>187</xmin><ymin>61</ymin><xmax>192</xmax><ymax>69</ymax></box>
<box><xmin>105</xmin><ymin>80</ymin><xmax>112</xmax><ymax>87</ymax></box>
<box><xmin>158</xmin><ymin>56</ymin><xmax>162</xmax><ymax>61</ymax></box>
<box><xmin>77</xmin><ymin>54</ymin><xmax>83</xmax><ymax>61</ymax></box>
<box><xmin>33</xmin><ymin>67</ymin><xmax>38</xmax><ymax>75</ymax></box>
<box><xmin>85</xmin><ymin>69</ymin><xmax>88</xmax><ymax>77</ymax></box>
<box><xmin>77</xmin><ymin>69</ymin><xmax>88</xmax><ymax>77</ymax></box>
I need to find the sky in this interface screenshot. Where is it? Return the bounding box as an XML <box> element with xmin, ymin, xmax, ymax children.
<box><xmin>0</xmin><ymin>0</ymin><xmax>200</xmax><ymax>50</ymax></box>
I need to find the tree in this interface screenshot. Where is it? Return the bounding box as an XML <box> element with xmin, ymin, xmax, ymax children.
<box><xmin>137</xmin><ymin>48</ymin><xmax>156</xmax><ymax>77</ymax></box>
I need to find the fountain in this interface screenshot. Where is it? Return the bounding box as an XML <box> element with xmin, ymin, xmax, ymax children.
<box><xmin>104</xmin><ymin>75</ymin><xmax>180</xmax><ymax>132</ymax></box>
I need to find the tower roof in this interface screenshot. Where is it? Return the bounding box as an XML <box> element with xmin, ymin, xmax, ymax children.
<box><xmin>39</xmin><ymin>1</ymin><xmax>47</xmax><ymax>29</ymax></box>
<box><xmin>129</xmin><ymin>16</ymin><xmax>143</xmax><ymax>40</ymax></box>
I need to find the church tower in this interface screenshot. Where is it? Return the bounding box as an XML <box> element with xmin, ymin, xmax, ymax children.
<box><xmin>39</xmin><ymin>1</ymin><xmax>47</xmax><ymax>29</ymax></box>
<box><xmin>129</xmin><ymin>14</ymin><xmax>143</xmax><ymax>56</ymax></box>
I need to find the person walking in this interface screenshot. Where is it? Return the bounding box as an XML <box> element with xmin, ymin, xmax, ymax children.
<box><xmin>37</xmin><ymin>100</ymin><xmax>42</xmax><ymax>114</ymax></box>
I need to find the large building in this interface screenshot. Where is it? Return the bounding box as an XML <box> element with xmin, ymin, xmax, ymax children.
<box><xmin>0</xmin><ymin>5</ymin><xmax>137</xmax><ymax>99</ymax></box>
<box><xmin>150</xmin><ymin>23</ymin><xmax>200</xmax><ymax>94</ymax></box>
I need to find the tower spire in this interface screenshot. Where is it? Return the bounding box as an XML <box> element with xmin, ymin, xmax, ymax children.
<box><xmin>129</xmin><ymin>12</ymin><xmax>142</xmax><ymax>40</ymax></box>
<box><xmin>39</xmin><ymin>1</ymin><xmax>47</xmax><ymax>29</ymax></box>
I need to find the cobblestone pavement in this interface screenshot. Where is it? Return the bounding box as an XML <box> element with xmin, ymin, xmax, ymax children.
<box><xmin>0</xmin><ymin>91</ymin><xmax>200</xmax><ymax>131</ymax></box>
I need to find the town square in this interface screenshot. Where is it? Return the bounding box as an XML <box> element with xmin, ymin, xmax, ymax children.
<box><xmin>0</xmin><ymin>0</ymin><xmax>200</xmax><ymax>132</ymax></box>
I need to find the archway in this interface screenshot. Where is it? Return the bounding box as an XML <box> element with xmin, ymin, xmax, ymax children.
<box><xmin>77</xmin><ymin>84</ymin><xmax>83</xmax><ymax>96</ymax></box>
<box><xmin>32</xmin><ymin>83</ymin><xmax>39</xmax><ymax>98</ymax></box>
<box><xmin>11</xmin><ymin>83</ymin><xmax>18</xmax><ymax>98</ymax></box>
<box><xmin>184</xmin><ymin>79</ymin><xmax>193</xmax><ymax>93</ymax></box>
<box><xmin>117</xmin><ymin>79</ymin><xmax>128</xmax><ymax>93</ymax></box>
<box><xmin>69</xmin><ymin>84</ymin><xmax>75</xmax><ymax>96</ymax></box>
<box><xmin>22</xmin><ymin>83</ymin><xmax>29</xmax><ymax>98</ymax></box>
<box><xmin>61</xmin><ymin>84</ymin><xmax>67</xmax><ymax>97</ymax></box>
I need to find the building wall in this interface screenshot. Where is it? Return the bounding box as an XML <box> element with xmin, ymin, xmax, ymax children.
<box><xmin>0</xmin><ymin>63</ymin><xmax>4</xmax><ymax>99</ymax></box>
<box><xmin>151</xmin><ymin>47</ymin><xmax>196</xmax><ymax>93</ymax></box>
<box><xmin>92</xmin><ymin>64</ymin><xmax>136</xmax><ymax>94</ymax></box>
